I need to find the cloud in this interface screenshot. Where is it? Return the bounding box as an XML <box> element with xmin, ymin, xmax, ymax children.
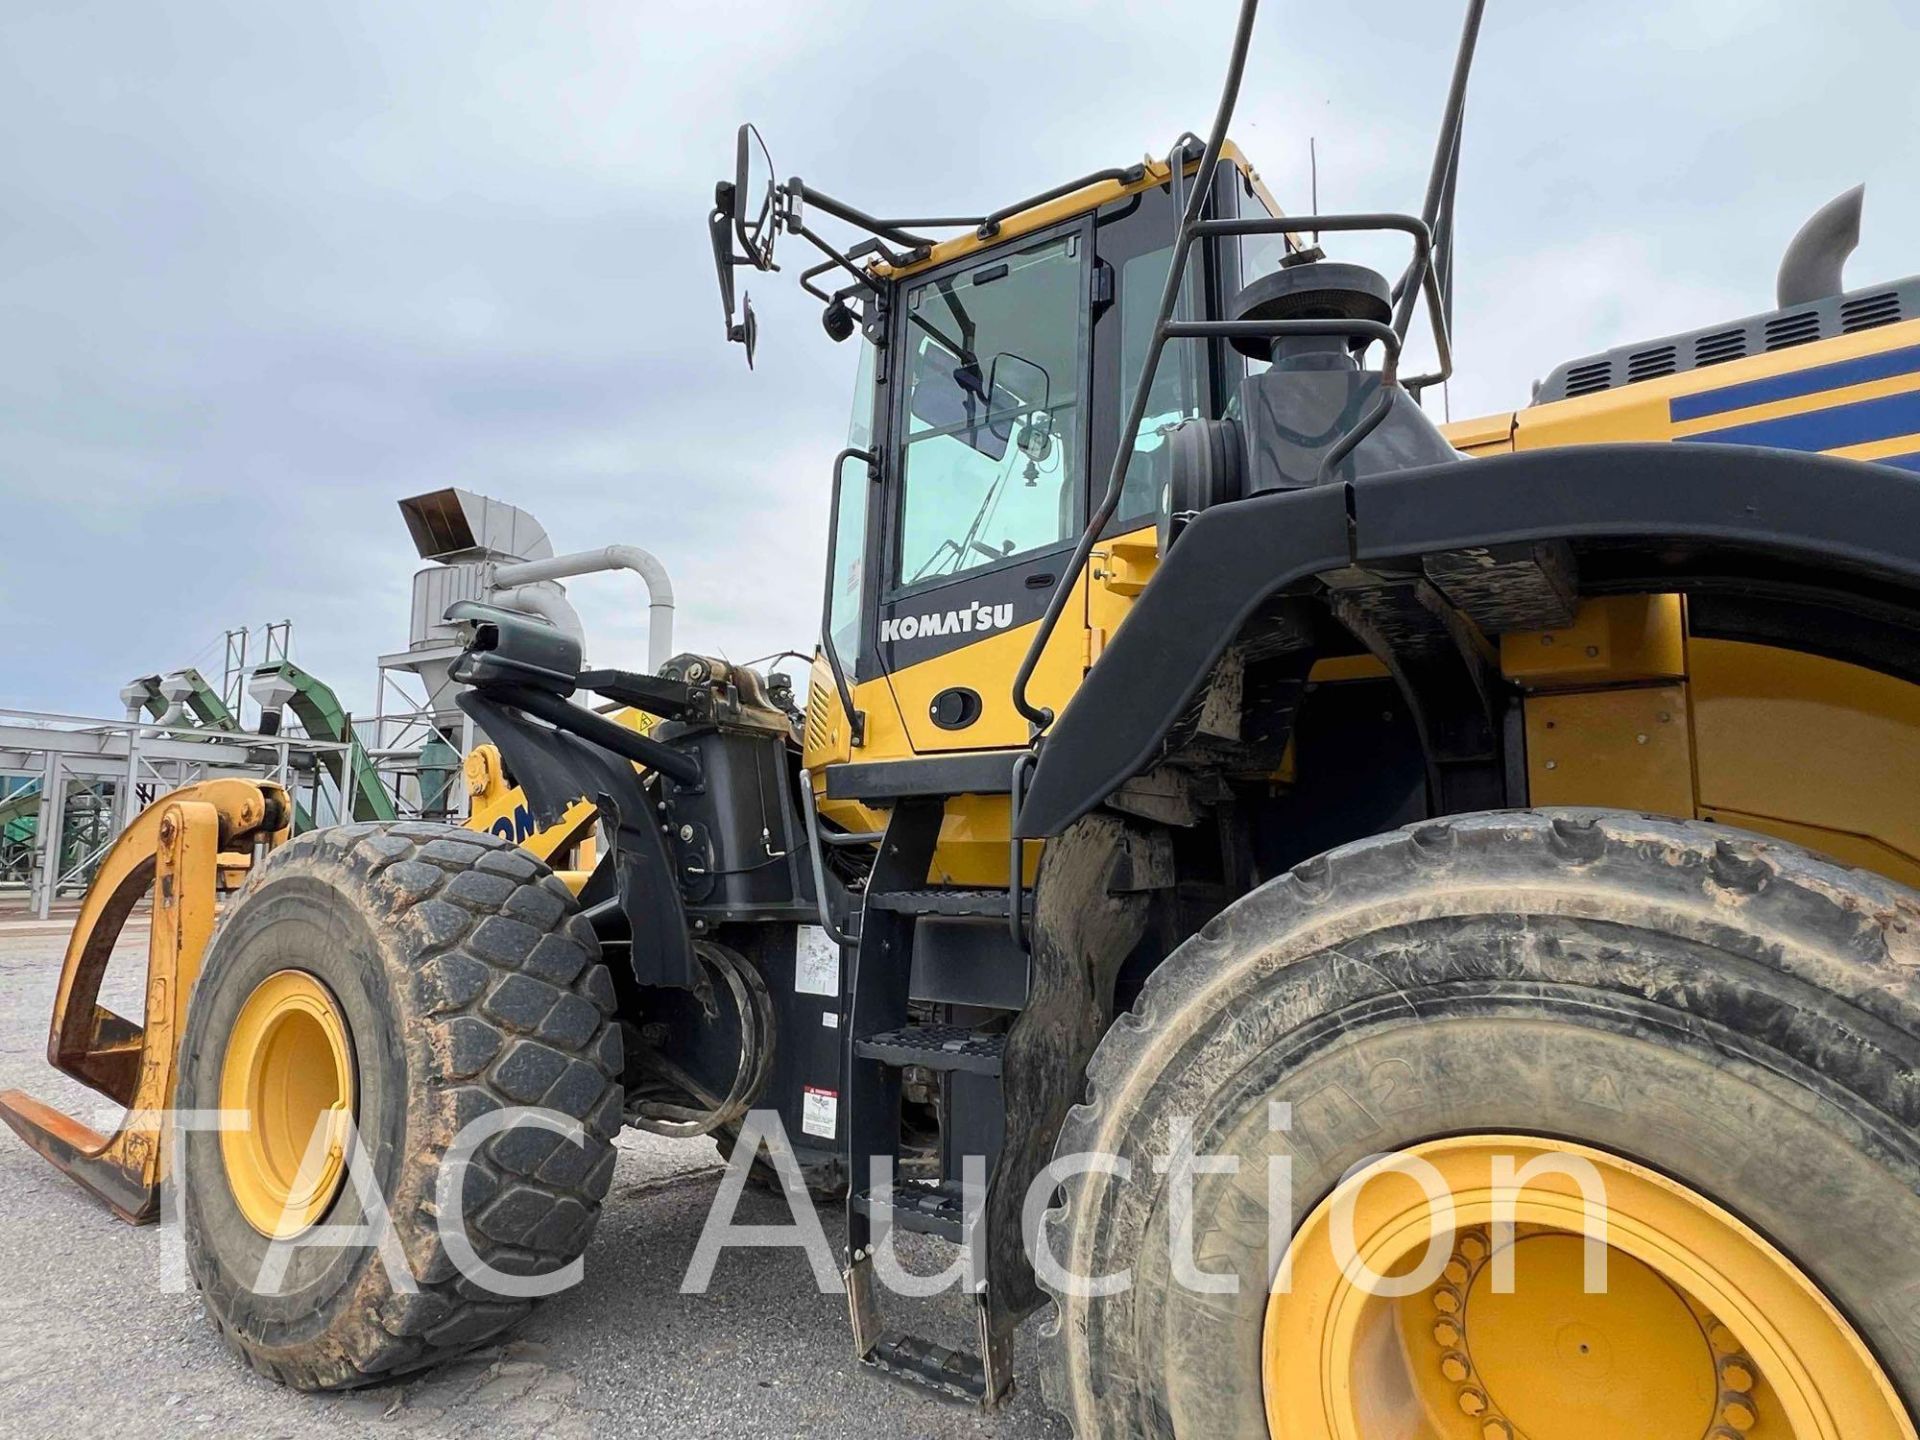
<box><xmin>3</xmin><ymin>0</ymin><xmax>1915</xmax><ymax>719</ymax></box>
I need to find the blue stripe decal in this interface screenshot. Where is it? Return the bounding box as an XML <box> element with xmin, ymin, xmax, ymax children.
<box><xmin>1676</xmin><ymin>389</ymin><xmax>1920</xmax><ymax>452</ymax></box>
<box><xmin>1879</xmin><ymin>451</ymin><xmax>1920</xmax><ymax>474</ymax></box>
<box><xmin>1668</xmin><ymin>342</ymin><xmax>1920</xmax><ymax>423</ymax></box>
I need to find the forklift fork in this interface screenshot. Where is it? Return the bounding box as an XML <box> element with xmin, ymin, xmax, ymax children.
<box><xmin>0</xmin><ymin>779</ymin><xmax>289</xmax><ymax>1223</ymax></box>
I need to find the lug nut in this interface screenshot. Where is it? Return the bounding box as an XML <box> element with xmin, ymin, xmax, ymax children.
<box><xmin>1432</xmin><ymin>1319</ymin><xmax>1462</xmax><ymax>1348</ymax></box>
<box><xmin>1721</xmin><ymin>1359</ymin><xmax>1755</xmax><ymax>1391</ymax></box>
<box><xmin>1439</xmin><ymin>1352</ymin><xmax>1470</xmax><ymax>1383</ymax></box>
<box><xmin>1433</xmin><ymin>1288</ymin><xmax>1462</xmax><ymax>1315</ymax></box>
<box><xmin>1458</xmin><ymin>1388</ymin><xmax>1488</xmax><ymax>1417</ymax></box>
<box><xmin>1721</xmin><ymin>1398</ymin><xmax>1757</xmax><ymax>1432</ymax></box>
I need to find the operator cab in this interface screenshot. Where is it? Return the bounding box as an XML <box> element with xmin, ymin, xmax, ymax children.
<box><xmin>709</xmin><ymin>132</ymin><xmax>1301</xmax><ymax>767</ymax></box>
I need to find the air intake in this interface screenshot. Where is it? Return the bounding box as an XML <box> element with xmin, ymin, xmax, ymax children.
<box><xmin>1625</xmin><ymin>345</ymin><xmax>1677</xmax><ymax>382</ymax></box>
<box><xmin>1563</xmin><ymin>360</ymin><xmax>1613</xmax><ymax>398</ymax></box>
<box><xmin>1693</xmin><ymin>328</ymin><xmax>1747</xmax><ymax>367</ymax></box>
<box><xmin>1842</xmin><ymin>291</ymin><xmax>1902</xmax><ymax>333</ymax></box>
<box><xmin>804</xmin><ymin>678</ymin><xmax>832</xmax><ymax>751</ymax></box>
<box><xmin>1535</xmin><ymin>273</ymin><xmax>1920</xmax><ymax>404</ymax></box>
<box><xmin>1764</xmin><ymin>310</ymin><xmax>1822</xmax><ymax>351</ymax></box>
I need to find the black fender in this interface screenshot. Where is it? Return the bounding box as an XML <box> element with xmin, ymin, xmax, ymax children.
<box><xmin>1017</xmin><ymin>443</ymin><xmax>1920</xmax><ymax>838</ymax></box>
<box><xmin>459</xmin><ymin>692</ymin><xmax>697</xmax><ymax>989</ymax></box>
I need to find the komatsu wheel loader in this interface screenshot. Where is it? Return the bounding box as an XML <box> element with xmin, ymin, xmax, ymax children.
<box><xmin>8</xmin><ymin>1</ymin><xmax>1920</xmax><ymax>1433</ymax></box>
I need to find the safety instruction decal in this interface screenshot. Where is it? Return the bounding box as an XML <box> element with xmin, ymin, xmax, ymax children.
<box><xmin>802</xmin><ymin>1086</ymin><xmax>839</xmax><ymax>1139</ymax></box>
<box><xmin>795</xmin><ymin>924</ymin><xmax>839</xmax><ymax>997</ymax></box>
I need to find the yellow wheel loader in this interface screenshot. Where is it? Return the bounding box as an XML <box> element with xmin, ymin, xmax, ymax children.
<box><xmin>10</xmin><ymin>0</ymin><xmax>1920</xmax><ymax>1432</ymax></box>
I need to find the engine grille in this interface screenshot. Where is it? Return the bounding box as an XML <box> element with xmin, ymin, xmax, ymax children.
<box><xmin>1536</xmin><ymin>275</ymin><xmax>1920</xmax><ymax>404</ymax></box>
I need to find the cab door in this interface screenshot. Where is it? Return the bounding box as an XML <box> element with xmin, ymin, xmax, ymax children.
<box><xmin>877</xmin><ymin>220</ymin><xmax>1095</xmax><ymax>753</ymax></box>
<box><xmin>1084</xmin><ymin>164</ymin><xmax>1246</xmax><ymax>660</ymax></box>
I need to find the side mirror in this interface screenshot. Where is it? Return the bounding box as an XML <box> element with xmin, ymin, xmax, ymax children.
<box><xmin>985</xmin><ymin>351</ymin><xmax>1051</xmax><ymax>445</ymax></box>
<box><xmin>712</xmin><ymin>125</ymin><xmax>779</xmax><ymax>367</ymax></box>
<box><xmin>909</xmin><ymin>356</ymin><xmax>1010</xmax><ymax>463</ymax></box>
<box><xmin>732</xmin><ymin>294</ymin><xmax>758</xmax><ymax>370</ymax></box>
<box><xmin>734</xmin><ymin>123</ymin><xmax>778</xmax><ymax>270</ymax></box>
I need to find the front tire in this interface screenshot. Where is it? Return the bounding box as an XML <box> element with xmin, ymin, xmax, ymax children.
<box><xmin>1040</xmin><ymin>810</ymin><xmax>1920</xmax><ymax>1438</ymax></box>
<box><xmin>176</xmin><ymin>822</ymin><xmax>624</xmax><ymax>1390</ymax></box>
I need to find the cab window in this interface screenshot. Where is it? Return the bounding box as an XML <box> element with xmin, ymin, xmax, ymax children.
<box><xmin>895</xmin><ymin>233</ymin><xmax>1084</xmax><ymax>588</ymax></box>
<box><xmin>1237</xmin><ymin>184</ymin><xmax>1288</xmax><ymax>379</ymax></box>
<box><xmin>1114</xmin><ymin>243</ymin><xmax>1205</xmax><ymax>520</ymax></box>
<box><xmin>828</xmin><ymin>337</ymin><xmax>878</xmax><ymax>667</ymax></box>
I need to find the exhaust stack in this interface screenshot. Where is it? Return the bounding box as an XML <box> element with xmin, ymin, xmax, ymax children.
<box><xmin>1778</xmin><ymin>184</ymin><xmax>1864</xmax><ymax>308</ymax></box>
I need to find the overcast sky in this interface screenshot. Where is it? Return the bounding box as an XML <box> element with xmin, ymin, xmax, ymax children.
<box><xmin>4</xmin><ymin>0</ymin><xmax>1916</xmax><ymax>720</ymax></box>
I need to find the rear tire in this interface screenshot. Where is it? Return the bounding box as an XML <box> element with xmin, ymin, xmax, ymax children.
<box><xmin>1039</xmin><ymin>809</ymin><xmax>1920</xmax><ymax>1437</ymax></box>
<box><xmin>176</xmin><ymin>822</ymin><xmax>624</xmax><ymax>1391</ymax></box>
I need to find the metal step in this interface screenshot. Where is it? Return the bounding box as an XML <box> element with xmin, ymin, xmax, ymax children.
<box><xmin>852</xmin><ymin>1179</ymin><xmax>973</xmax><ymax>1243</ymax></box>
<box><xmin>856</xmin><ymin>1024</ymin><xmax>1006</xmax><ymax>1075</ymax></box>
<box><xmin>861</xmin><ymin>1331</ymin><xmax>995</xmax><ymax>1405</ymax></box>
<box><xmin>867</xmin><ymin>887</ymin><xmax>1019</xmax><ymax>917</ymax></box>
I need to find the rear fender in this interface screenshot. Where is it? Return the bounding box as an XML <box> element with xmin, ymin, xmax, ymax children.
<box><xmin>1018</xmin><ymin>443</ymin><xmax>1920</xmax><ymax>838</ymax></box>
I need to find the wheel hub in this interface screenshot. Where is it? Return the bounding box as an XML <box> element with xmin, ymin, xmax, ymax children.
<box><xmin>1261</xmin><ymin>1136</ymin><xmax>1913</xmax><ymax>1440</ymax></box>
<box><xmin>218</xmin><ymin>970</ymin><xmax>356</xmax><ymax>1239</ymax></box>
<box><xmin>1426</xmin><ymin>1229</ymin><xmax>1749</xmax><ymax>1438</ymax></box>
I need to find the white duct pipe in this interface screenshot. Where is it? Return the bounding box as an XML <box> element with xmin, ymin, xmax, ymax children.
<box><xmin>493</xmin><ymin>545</ymin><xmax>676</xmax><ymax>672</ymax></box>
<box><xmin>154</xmin><ymin>673</ymin><xmax>197</xmax><ymax>728</ymax></box>
<box><xmin>492</xmin><ymin>580</ymin><xmax>586</xmax><ymax>647</ymax></box>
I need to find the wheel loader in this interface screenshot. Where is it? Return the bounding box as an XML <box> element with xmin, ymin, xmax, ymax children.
<box><xmin>8</xmin><ymin>0</ymin><xmax>1920</xmax><ymax>1433</ymax></box>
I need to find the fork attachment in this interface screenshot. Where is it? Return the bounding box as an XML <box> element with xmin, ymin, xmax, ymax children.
<box><xmin>0</xmin><ymin>779</ymin><xmax>289</xmax><ymax>1223</ymax></box>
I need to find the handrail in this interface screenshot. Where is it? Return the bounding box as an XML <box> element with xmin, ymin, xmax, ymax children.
<box><xmin>1190</xmin><ymin>211</ymin><xmax>1448</xmax><ymax>387</ymax></box>
<box><xmin>1009</xmin><ymin>0</ymin><xmax>1488</xmax><ymax>735</ymax></box>
<box><xmin>1163</xmin><ymin>316</ymin><xmax>1403</xmax><ymax>386</ymax></box>
<box><xmin>1396</xmin><ymin>0</ymin><xmax>1486</xmax><ymax>390</ymax></box>
<box><xmin>978</xmin><ymin>166</ymin><xmax>1146</xmax><ymax>241</ymax></box>
<box><xmin>798</xmin><ymin>768</ymin><xmax>858</xmax><ymax>947</ymax></box>
<box><xmin>1008</xmin><ymin>751</ymin><xmax>1037</xmax><ymax>951</ymax></box>
<box><xmin>820</xmin><ymin>447</ymin><xmax>874</xmax><ymax>746</ymax></box>
<box><xmin>1010</xmin><ymin>0</ymin><xmax>1263</xmax><ymax>731</ymax></box>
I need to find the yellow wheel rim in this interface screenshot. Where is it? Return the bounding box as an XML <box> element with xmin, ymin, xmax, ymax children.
<box><xmin>218</xmin><ymin>970</ymin><xmax>356</xmax><ymax>1239</ymax></box>
<box><xmin>1263</xmin><ymin>1135</ymin><xmax>1913</xmax><ymax>1440</ymax></box>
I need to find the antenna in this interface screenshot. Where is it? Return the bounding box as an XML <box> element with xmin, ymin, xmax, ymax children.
<box><xmin>1309</xmin><ymin>137</ymin><xmax>1319</xmax><ymax>243</ymax></box>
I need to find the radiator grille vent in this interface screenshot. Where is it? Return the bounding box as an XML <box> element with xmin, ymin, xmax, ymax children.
<box><xmin>1534</xmin><ymin>274</ymin><xmax>1920</xmax><ymax>404</ymax></box>
<box><xmin>1563</xmin><ymin>360</ymin><xmax>1613</xmax><ymax>397</ymax></box>
<box><xmin>1693</xmin><ymin>328</ymin><xmax>1748</xmax><ymax>367</ymax></box>
<box><xmin>1842</xmin><ymin>290</ymin><xmax>1902</xmax><ymax>332</ymax></box>
<box><xmin>1764</xmin><ymin>310</ymin><xmax>1822</xmax><ymax>351</ymax></box>
<box><xmin>1625</xmin><ymin>345</ymin><xmax>1677</xmax><ymax>382</ymax></box>
<box><xmin>804</xmin><ymin>678</ymin><xmax>831</xmax><ymax>752</ymax></box>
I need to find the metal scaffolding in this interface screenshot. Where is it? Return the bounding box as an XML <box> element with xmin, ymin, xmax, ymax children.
<box><xmin>0</xmin><ymin>706</ymin><xmax>349</xmax><ymax>919</ymax></box>
<box><xmin>366</xmin><ymin>654</ymin><xmax>474</xmax><ymax>822</ymax></box>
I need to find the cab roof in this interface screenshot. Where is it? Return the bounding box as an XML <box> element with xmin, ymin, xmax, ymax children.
<box><xmin>871</xmin><ymin>140</ymin><xmax>1285</xmax><ymax>281</ymax></box>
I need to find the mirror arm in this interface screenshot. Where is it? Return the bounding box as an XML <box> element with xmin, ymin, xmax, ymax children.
<box><xmin>707</xmin><ymin>204</ymin><xmax>740</xmax><ymax>333</ymax></box>
<box><xmin>789</xmin><ymin>182</ymin><xmax>976</xmax><ymax>250</ymax></box>
<box><xmin>788</xmin><ymin>218</ymin><xmax>883</xmax><ymax>298</ymax></box>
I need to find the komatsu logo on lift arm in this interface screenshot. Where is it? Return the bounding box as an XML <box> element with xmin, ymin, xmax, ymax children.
<box><xmin>879</xmin><ymin>601</ymin><xmax>1015</xmax><ymax>644</ymax></box>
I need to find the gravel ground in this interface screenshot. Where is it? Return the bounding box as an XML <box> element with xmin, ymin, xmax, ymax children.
<box><xmin>0</xmin><ymin>921</ymin><xmax>1069</xmax><ymax>1439</ymax></box>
